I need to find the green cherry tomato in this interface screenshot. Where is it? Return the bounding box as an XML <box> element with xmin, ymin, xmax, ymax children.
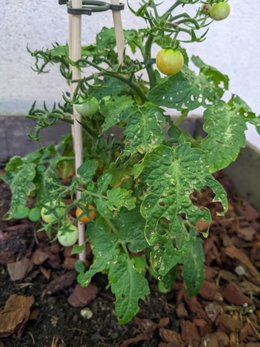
<box><xmin>57</xmin><ymin>223</ymin><xmax>78</xmax><ymax>247</ymax></box>
<box><xmin>156</xmin><ymin>49</ymin><xmax>184</xmax><ymax>76</ymax></box>
<box><xmin>41</xmin><ymin>201</ymin><xmax>66</xmax><ymax>224</ymax></box>
<box><xmin>210</xmin><ymin>2</ymin><xmax>231</xmax><ymax>21</ymax></box>
<box><xmin>75</xmin><ymin>97</ymin><xmax>99</xmax><ymax>118</ymax></box>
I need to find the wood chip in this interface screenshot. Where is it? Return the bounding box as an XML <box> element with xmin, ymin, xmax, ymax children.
<box><xmin>222</xmin><ymin>282</ymin><xmax>252</xmax><ymax>305</ymax></box>
<box><xmin>68</xmin><ymin>284</ymin><xmax>98</xmax><ymax>308</ymax></box>
<box><xmin>32</xmin><ymin>248</ymin><xmax>49</xmax><ymax>265</ymax></box>
<box><xmin>205</xmin><ymin>302</ymin><xmax>223</xmax><ymax>322</ymax></box>
<box><xmin>225</xmin><ymin>246</ymin><xmax>260</xmax><ymax>281</ymax></box>
<box><xmin>199</xmin><ymin>281</ymin><xmax>218</xmax><ymax>301</ymax></box>
<box><xmin>0</xmin><ymin>295</ymin><xmax>34</xmax><ymax>338</ymax></box>
<box><xmin>181</xmin><ymin>320</ymin><xmax>200</xmax><ymax>347</ymax></box>
<box><xmin>237</xmin><ymin>227</ymin><xmax>256</xmax><ymax>241</ymax></box>
<box><xmin>7</xmin><ymin>257</ymin><xmax>33</xmax><ymax>281</ymax></box>
<box><xmin>42</xmin><ymin>271</ymin><xmax>76</xmax><ymax>297</ymax></box>
<box><xmin>216</xmin><ymin>313</ymin><xmax>242</xmax><ymax>334</ymax></box>
<box><xmin>159</xmin><ymin>328</ymin><xmax>183</xmax><ymax>344</ymax></box>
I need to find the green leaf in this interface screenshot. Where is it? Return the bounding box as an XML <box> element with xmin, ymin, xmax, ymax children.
<box><xmin>96</xmin><ymin>187</ymin><xmax>136</xmax><ymax>216</ymax></box>
<box><xmin>77</xmin><ymin>159</ymin><xmax>98</xmax><ymax>183</ymax></box>
<box><xmin>182</xmin><ymin>235</ymin><xmax>205</xmax><ymax>296</ymax></box>
<box><xmin>75</xmin><ymin>260</ymin><xmax>85</xmax><ymax>273</ymax></box>
<box><xmin>106</xmin><ymin>188</ymin><xmax>136</xmax><ymax>211</ymax></box>
<box><xmin>191</xmin><ymin>55</ymin><xmax>229</xmax><ymax>96</ymax></box>
<box><xmin>115</xmin><ymin>208</ymin><xmax>147</xmax><ymax>253</ymax></box>
<box><xmin>78</xmin><ymin>220</ymin><xmax>118</xmax><ymax>286</ymax></box>
<box><xmin>248</xmin><ymin>118</ymin><xmax>260</xmax><ymax>134</ymax></box>
<box><xmin>150</xmin><ymin>239</ymin><xmax>184</xmax><ymax>276</ymax></box>
<box><xmin>49</xmin><ymin>44</ymin><xmax>69</xmax><ymax>58</ymax></box>
<box><xmin>149</xmin><ymin>67</ymin><xmax>218</xmax><ymax>111</ymax></box>
<box><xmin>100</xmin><ymin>96</ymin><xmax>134</xmax><ymax>131</ymax></box>
<box><xmin>72</xmin><ymin>244</ymin><xmax>86</xmax><ymax>256</ymax></box>
<box><xmin>228</xmin><ymin>95</ymin><xmax>260</xmax><ymax>134</ymax></box>
<box><xmin>140</xmin><ymin>144</ymin><xmax>228</xmax><ymax>245</ymax></box>
<box><xmin>97</xmin><ymin>172</ymin><xmax>112</xmax><ymax>194</ymax></box>
<box><xmin>8</xmin><ymin>163</ymin><xmax>36</xmax><ymax>217</ymax></box>
<box><xmin>108</xmin><ymin>253</ymin><xmax>150</xmax><ymax>324</ymax></box>
<box><xmin>89</xmin><ymin>76</ymin><xmax>130</xmax><ymax>99</ymax></box>
<box><xmin>124</xmin><ymin>104</ymin><xmax>165</xmax><ymax>154</ymax></box>
<box><xmin>13</xmin><ymin>207</ymin><xmax>30</xmax><ymax>219</ymax></box>
<box><xmin>201</xmin><ymin>101</ymin><xmax>247</xmax><ymax>172</ymax></box>
<box><xmin>96</xmin><ymin>27</ymin><xmax>116</xmax><ymax>50</ymax></box>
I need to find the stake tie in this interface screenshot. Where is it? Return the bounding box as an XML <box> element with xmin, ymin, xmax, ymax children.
<box><xmin>59</xmin><ymin>0</ymin><xmax>124</xmax><ymax>15</ymax></box>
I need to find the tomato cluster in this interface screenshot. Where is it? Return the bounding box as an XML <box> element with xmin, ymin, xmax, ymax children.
<box><xmin>41</xmin><ymin>202</ymin><xmax>96</xmax><ymax>247</ymax></box>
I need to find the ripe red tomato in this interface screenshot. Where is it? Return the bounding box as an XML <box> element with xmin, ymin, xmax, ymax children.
<box><xmin>156</xmin><ymin>49</ymin><xmax>184</xmax><ymax>76</ymax></box>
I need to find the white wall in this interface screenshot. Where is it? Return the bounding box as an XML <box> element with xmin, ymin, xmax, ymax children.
<box><xmin>0</xmin><ymin>0</ymin><xmax>259</xmax><ymax>147</ymax></box>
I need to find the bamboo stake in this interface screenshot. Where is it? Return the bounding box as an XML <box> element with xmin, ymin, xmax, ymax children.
<box><xmin>111</xmin><ymin>0</ymin><xmax>125</xmax><ymax>65</ymax></box>
<box><xmin>69</xmin><ymin>0</ymin><xmax>86</xmax><ymax>262</ymax></box>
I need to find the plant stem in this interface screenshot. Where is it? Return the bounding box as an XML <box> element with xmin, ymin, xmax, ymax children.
<box><xmin>162</xmin><ymin>0</ymin><xmax>181</xmax><ymax>21</ymax></box>
<box><xmin>174</xmin><ymin>109</ymin><xmax>189</xmax><ymax>126</ymax></box>
<box><xmin>144</xmin><ymin>35</ymin><xmax>156</xmax><ymax>88</ymax></box>
<box><xmin>103</xmin><ymin>216</ymin><xmax>118</xmax><ymax>234</ymax></box>
<box><xmin>79</xmin><ymin>59</ymin><xmax>148</xmax><ymax>103</ymax></box>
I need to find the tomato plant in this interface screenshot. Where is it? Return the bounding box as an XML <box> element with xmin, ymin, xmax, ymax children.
<box><xmin>3</xmin><ymin>0</ymin><xmax>260</xmax><ymax>325</ymax></box>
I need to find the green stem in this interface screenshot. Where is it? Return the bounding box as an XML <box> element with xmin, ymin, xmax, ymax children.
<box><xmin>162</xmin><ymin>0</ymin><xmax>181</xmax><ymax>21</ymax></box>
<box><xmin>103</xmin><ymin>216</ymin><xmax>118</xmax><ymax>234</ymax></box>
<box><xmin>174</xmin><ymin>109</ymin><xmax>189</xmax><ymax>126</ymax></box>
<box><xmin>79</xmin><ymin>59</ymin><xmax>148</xmax><ymax>103</ymax></box>
<box><xmin>144</xmin><ymin>35</ymin><xmax>156</xmax><ymax>88</ymax></box>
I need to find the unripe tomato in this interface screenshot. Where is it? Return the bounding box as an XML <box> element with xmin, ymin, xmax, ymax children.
<box><xmin>156</xmin><ymin>49</ymin><xmax>184</xmax><ymax>76</ymax></box>
<box><xmin>75</xmin><ymin>97</ymin><xmax>99</xmax><ymax>118</ymax></box>
<box><xmin>209</xmin><ymin>2</ymin><xmax>230</xmax><ymax>21</ymax></box>
<box><xmin>76</xmin><ymin>205</ymin><xmax>96</xmax><ymax>224</ymax></box>
<box><xmin>57</xmin><ymin>223</ymin><xmax>78</xmax><ymax>247</ymax></box>
<box><xmin>41</xmin><ymin>201</ymin><xmax>66</xmax><ymax>224</ymax></box>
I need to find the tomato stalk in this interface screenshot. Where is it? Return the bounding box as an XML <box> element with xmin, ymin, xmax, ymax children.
<box><xmin>144</xmin><ymin>35</ymin><xmax>156</xmax><ymax>88</ymax></box>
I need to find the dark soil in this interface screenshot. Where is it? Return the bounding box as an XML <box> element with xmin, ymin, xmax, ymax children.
<box><xmin>0</xmin><ymin>173</ymin><xmax>260</xmax><ymax>347</ymax></box>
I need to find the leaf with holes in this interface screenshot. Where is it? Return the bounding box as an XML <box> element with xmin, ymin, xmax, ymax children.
<box><xmin>124</xmin><ymin>103</ymin><xmax>165</xmax><ymax>154</ymax></box>
<box><xmin>140</xmin><ymin>144</ymin><xmax>228</xmax><ymax>245</ymax></box>
<box><xmin>201</xmin><ymin>101</ymin><xmax>247</xmax><ymax>172</ymax></box>
<box><xmin>148</xmin><ymin>67</ymin><xmax>218</xmax><ymax>111</ymax></box>
<box><xmin>6</xmin><ymin>162</ymin><xmax>36</xmax><ymax>217</ymax></box>
<box><xmin>191</xmin><ymin>55</ymin><xmax>229</xmax><ymax>98</ymax></box>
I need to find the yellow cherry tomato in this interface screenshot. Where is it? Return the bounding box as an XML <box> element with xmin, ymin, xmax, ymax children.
<box><xmin>156</xmin><ymin>49</ymin><xmax>184</xmax><ymax>76</ymax></box>
<box><xmin>76</xmin><ymin>205</ymin><xmax>96</xmax><ymax>224</ymax></box>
